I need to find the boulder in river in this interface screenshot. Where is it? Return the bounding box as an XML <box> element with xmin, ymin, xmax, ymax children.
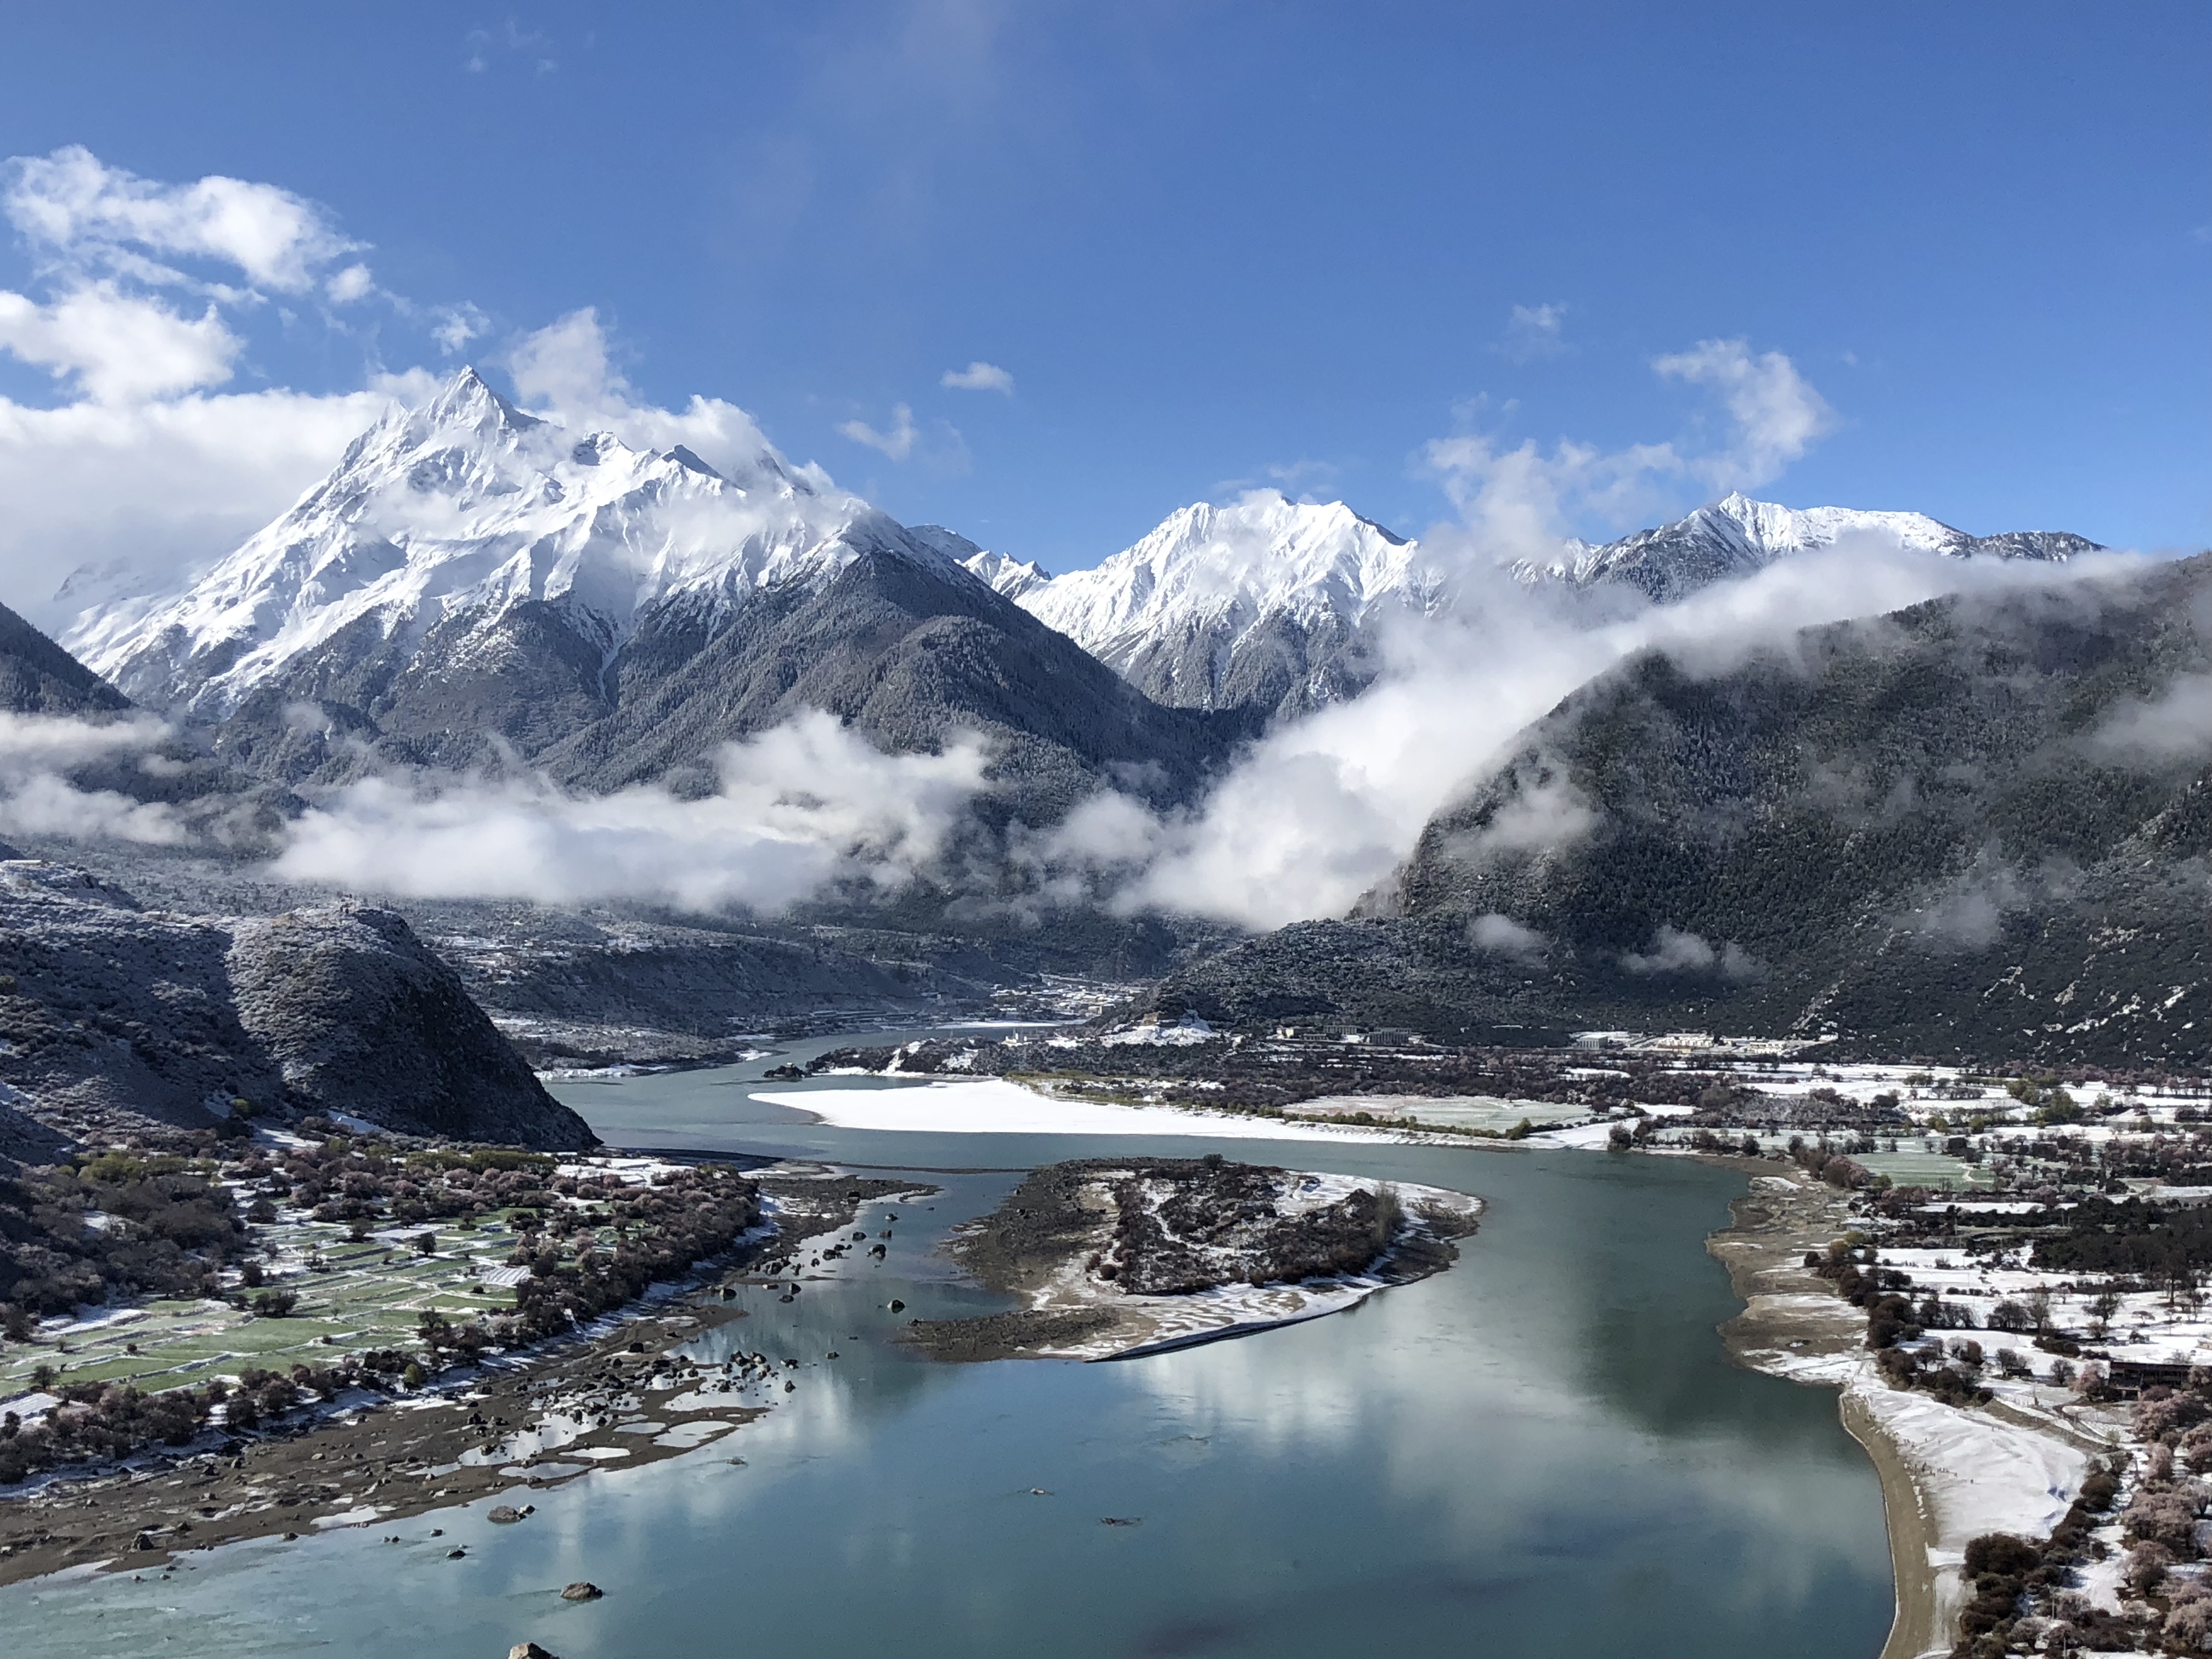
<box><xmin>560</xmin><ymin>1581</ymin><xmax>603</xmax><ymax>1601</ymax></box>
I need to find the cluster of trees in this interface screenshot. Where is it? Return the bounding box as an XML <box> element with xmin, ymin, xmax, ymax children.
<box><xmin>0</xmin><ymin>1350</ymin><xmax>410</xmax><ymax>1485</ymax></box>
<box><xmin>228</xmin><ymin>1138</ymin><xmax>563</xmax><ymax>1229</ymax></box>
<box><xmin>1949</xmin><ymin>1462</ymin><xmax>2124</xmax><ymax>1656</ymax></box>
<box><xmin>2035</xmin><ymin>1197</ymin><xmax>2212</xmax><ymax>1280</ymax></box>
<box><xmin>4</xmin><ymin>1127</ymin><xmax>760</xmax><ymax>1488</ymax></box>
<box><xmin>952</xmin><ymin>1032</ymin><xmax>1780</xmax><ymax>1119</ymax></box>
<box><xmin>1</xmin><ymin>1152</ymin><xmax>250</xmax><ymax>1337</ymax></box>
<box><xmin>1092</xmin><ymin>1161</ymin><xmax>1401</xmax><ymax>1296</ymax></box>
<box><xmin>505</xmin><ymin>1164</ymin><xmax>759</xmax><ymax>1343</ymax></box>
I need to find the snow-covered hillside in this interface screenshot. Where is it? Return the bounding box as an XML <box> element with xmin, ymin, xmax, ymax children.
<box><xmin>1001</xmin><ymin>488</ymin><xmax>2095</xmax><ymax>716</ymax></box>
<box><xmin>70</xmin><ymin>368</ymin><xmax>963</xmax><ymax>716</ymax></box>
<box><xmin>1013</xmin><ymin>494</ymin><xmax>1440</xmax><ymax>716</ymax></box>
<box><xmin>901</xmin><ymin>525</ymin><xmax>1054</xmax><ymax>601</ymax></box>
<box><xmin>1517</xmin><ymin>491</ymin><xmax>2098</xmax><ymax>603</ymax></box>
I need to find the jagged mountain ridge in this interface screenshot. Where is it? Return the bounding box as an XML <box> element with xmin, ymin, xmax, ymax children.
<box><xmin>1008</xmin><ymin>489</ymin><xmax>2098</xmax><ymax>720</ymax></box>
<box><xmin>1517</xmin><ymin>491</ymin><xmax>2100</xmax><ymax>603</ymax></box>
<box><xmin>901</xmin><ymin>526</ymin><xmax>1054</xmax><ymax>601</ymax></box>
<box><xmin>1150</xmin><ymin>551</ymin><xmax>2212</xmax><ymax>1065</ymax></box>
<box><xmin>63</xmin><ymin>370</ymin><xmax>1245</xmax><ymax>815</ymax></box>
<box><xmin>71</xmin><ymin>368</ymin><xmax>896</xmax><ymax>719</ymax></box>
<box><xmin>1014</xmin><ymin>494</ymin><xmax>1439</xmax><ymax>720</ymax></box>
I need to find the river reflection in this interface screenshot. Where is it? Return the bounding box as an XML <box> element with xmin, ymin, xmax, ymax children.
<box><xmin>5</xmin><ymin>1042</ymin><xmax>1893</xmax><ymax>1658</ymax></box>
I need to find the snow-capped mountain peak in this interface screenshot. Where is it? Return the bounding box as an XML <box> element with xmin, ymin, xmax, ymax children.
<box><xmin>1011</xmin><ymin>492</ymin><xmax>1437</xmax><ymax>716</ymax></box>
<box><xmin>1021</xmin><ymin>493</ymin><xmax>1432</xmax><ymax>650</ymax></box>
<box><xmin>902</xmin><ymin>525</ymin><xmax>1055</xmax><ymax>601</ymax></box>
<box><xmin>69</xmin><ymin>367</ymin><xmax>949</xmax><ymax>716</ymax></box>
<box><xmin>1523</xmin><ymin>491</ymin><xmax>2098</xmax><ymax>601</ymax></box>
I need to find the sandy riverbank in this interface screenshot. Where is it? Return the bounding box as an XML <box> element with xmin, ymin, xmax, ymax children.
<box><xmin>1703</xmin><ymin>1165</ymin><xmax>2097</xmax><ymax>1659</ymax></box>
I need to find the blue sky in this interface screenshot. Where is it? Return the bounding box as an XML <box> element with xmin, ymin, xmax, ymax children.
<box><xmin>0</xmin><ymin>0</ymin><xmax>2203</xmax><ymax>597</ymax></box>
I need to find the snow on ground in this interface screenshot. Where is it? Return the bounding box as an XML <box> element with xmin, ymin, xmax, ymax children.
<box><xmin>1526</xmin><ymin>1120</ymin><xmax>1623</xmax><ymax>1149</ymax></box>
<box><xmin>757</xmin><ymin>1079</ymin><xmax>1418</xmax><ymax>1142</ymax></box>
<box><xmin>1853</xmin><ymin>1376</ymin><xmax>2091</xmax><ymax>1647</ymax></box>
<box><xmin>1878</xmin><ymin>1243</ymin><xmax>2212</xmax><ymax>1369</ymax></box>
<box><xmin>1023</xmin><ymin>1176</ymin><xmax>1485</xmax><ymax>1360</ymax></box>
<box><xmin>1091</xmin><ymin>1018</ymin><xmax>1221</xmax><ymax>1047</ymax></box>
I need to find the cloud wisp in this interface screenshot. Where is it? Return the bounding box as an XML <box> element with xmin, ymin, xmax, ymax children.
<box><xmin>1498</xmin><ymin>302</ymin><xmax>1567</xmax><ymax>362</ymax></box>
<box><xmin>941</xmin><ymin>360</ymin><xmax>1014</xmax><ymax>394</ymax></box>
<box><xmin>1025</xmin><ymin>534</ymin><xmax>2149</xmax><ymax>932</ymax></box>
<box><xmin>838</xmin><ymin>402</ymin><xmax>919</xmax><ymax>461</ymax></box>
<box><xmin>1423</xmin><ymin>337</ymin><xmax>1837</xmax><ymax>566</ymax></box>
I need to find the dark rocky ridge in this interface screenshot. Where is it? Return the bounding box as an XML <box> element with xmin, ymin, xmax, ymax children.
<box><xmin>0</xmin><ymin>862</ymin><xmax>592</xmax><ymax>1149</ymax></box>
<box><xmin>1154</xmin><ymin>552</ymin><xmax>2212</xmax><ymax>1065</ymax></box>
<box><xmin>0</xmin><ymin>599</ymin><xmax>131</xmax><ymax>715</ymax></box>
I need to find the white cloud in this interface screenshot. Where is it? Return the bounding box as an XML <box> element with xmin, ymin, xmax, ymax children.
<box><xmin>2089</xmin><ymin>672</ymin><xmax>2212</xmax><ymax>763</ymax></box>
<box><xmin>324</xmin><ymin>263</ymin><xmax>375</xmax><ymax>305</ymax></box>
<box><xmin>0</xmin><ymin>148</ymin><xmax>486</xmax><ymax>626</ymax></box>
<box><xmin>1422</xmin><ymin>337</ymin><xmax>1836</xmax><ymax>566</ymax></box>
<box><xmin>1071</xmin><ymin>537</ymin><xmax>2141</xmax><ymax>932</ymax></box>
<box><xmin>0</xmin><ymin>378</ymin><xmax>431</xmax><ymax>630</ymax></box>
<box><xmin>274</xmin><ymin>710</ymin><xmax>991</xmax><ymax>912</ymax></box>
<box><xmin>1652</xmin><ymin>337</ymin><xmax>1838</xmax><ymax>492</ymax></box>
<box><xmin>1423</xmin><ymin>430</ymin><xmax>1686</xmax><ymax>566</ymax></box>
<box><xmin>838</xmin><ymin>402</ymin><xmax>919</xmax><ymax>461</ymax></box>
<box><xmin>940</xmin><ymin>360</ymin><xmax>1014</xmax><ymax>394</ymax></box>
<box><xmin>464</xmin><ymin>21</ymin><xmax>557</xmax><ymax>76</ymax></box>
<box><xmin>1621</xmin><ymin>924</ymin><xmax>1717</xmax><ymax>974</ymax></box>
<box><xmin>2</xmin><ymin>145</ymin><xmax>363</xmax><ymax>294</ymax></box>
<box><xmin>1499</xmin><ymin>302</ymin><xmax>1567</xmax><ymax>362</ymax></box>
<box><xmin>0</xmin><ymin>710</ymin><xmax>190</xmax><ymax>846</ymax></box>
<box><xmin>0</xmin><ymin>282</ymin><xmax>241</xmax><ymax>403</ymax></box>
<box><xmin>430</xmin><ymin>302</ymin><xmax>488</xmax><ymax>354</ymax></box>
<box><xmin>503</xmin><ymin>308</ymin><xmax>830</xmax><ymax>490</ymax></box>
<box><xmin>1468</xmin><ymin>912</ymin><xmax>1547</xmax><ymax>960</ymax></box>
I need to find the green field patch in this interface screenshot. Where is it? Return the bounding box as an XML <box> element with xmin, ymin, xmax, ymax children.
<box><xmin>1853</xmin><ymin>1149</ymin><xmax>1991</xmax><ymax>1189</ymax></box>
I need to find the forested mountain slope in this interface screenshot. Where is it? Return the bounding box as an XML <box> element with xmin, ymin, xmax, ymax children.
<box><xmin>1155</xmin><ymin>552</ymin><xmax>2212</xmax><ymax>1064</ymax></box>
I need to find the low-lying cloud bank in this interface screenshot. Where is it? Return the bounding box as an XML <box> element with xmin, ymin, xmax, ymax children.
<box><xmin>0</xmin><ymin>710</ymin><xmax>991</xmax><ymax>913</ymax></box>
<box><xmin>0</xmin><ymin>541</ymin><xmax>2158</xmax><ymax>930</ymax></box>
<box><xmin>1044</xmin><ymin>537</ymin><xmax>2153</xmax><ymax>929</ymax></box>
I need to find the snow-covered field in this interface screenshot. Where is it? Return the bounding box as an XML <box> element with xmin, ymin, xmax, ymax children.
<box><xmin>757</xmin><ymin>1079</ymin><xmax>1419</xmax><ymax>1142</ymax></box>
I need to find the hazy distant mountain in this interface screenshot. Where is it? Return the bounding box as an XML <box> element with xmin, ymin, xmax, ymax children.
<box><xmin>1152</xmin><ymin>550</ymin><xmax>2212</xmax><ymax>1065</ymax></box>
<box><xmin>1516</xmin><ymin>490</ymin><xmax>2100</xmax><ymax>604</ymax></box>
<box><xmin>1014</xmin><ymin>494</ymin><xmax>1440</xmax><ymax>720</ymax></box>
<box><xmin>65</xmin><ymin>369</ymin><xmax>1241</xmax><ymax>816</ymax></box>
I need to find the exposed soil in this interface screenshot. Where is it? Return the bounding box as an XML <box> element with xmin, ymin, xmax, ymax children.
<box><xmin>1702</xmin><ymin>1165</ymin><xmax>1938</xmax><ymax>1659</ymax></box>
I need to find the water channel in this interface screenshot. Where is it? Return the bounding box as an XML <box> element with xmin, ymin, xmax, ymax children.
<box><xmin>8</xmin><ymin>1028</ymin><xmax>1895</xmax><ymax>1657</ymax></box>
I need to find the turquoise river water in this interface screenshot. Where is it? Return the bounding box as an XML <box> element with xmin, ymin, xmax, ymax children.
<box><xmin>5</xmin><ymin>1028</ymin><xmax>1894</xmax><ymax>1657</ymax></box>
